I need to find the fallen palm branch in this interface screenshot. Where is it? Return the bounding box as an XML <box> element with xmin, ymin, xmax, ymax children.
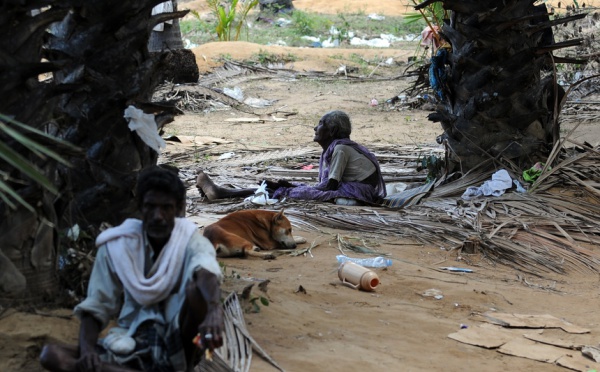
<box><xmin>285</xmin><ymin>184</ymin><xmax>600</xmax><ymax>276</ymax></box>
<box><xmin>336</xmin><ymin>234</ymin><xmax>379</xmax><ymax>255</ymax></box>
<box><xmin>197</xmin><ymin>291</ymin><xmax>285</xmax><ymax>372</ymax></box>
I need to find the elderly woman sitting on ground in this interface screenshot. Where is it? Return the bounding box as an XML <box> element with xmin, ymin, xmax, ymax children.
<box><xmin>197</xmin><ymin>110</ymin><xmax>386</xmax><ymax>206</ymax></box>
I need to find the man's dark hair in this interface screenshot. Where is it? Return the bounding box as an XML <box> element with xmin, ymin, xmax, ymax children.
<box><xmin>136</xmin><ymin>166</ymin><xmax>186</xmax><ymax>209</ymax></box>
<box><xmin>321</xmin><ymin>110</ymin><xmax>352</xmax><ymax>139</ymax></box>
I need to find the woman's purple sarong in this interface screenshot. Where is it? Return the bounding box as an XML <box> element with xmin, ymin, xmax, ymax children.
<box><xmin>273</xmin><ymin>139</ymin><xmax>386</xmax><ymax>204</ymax></box>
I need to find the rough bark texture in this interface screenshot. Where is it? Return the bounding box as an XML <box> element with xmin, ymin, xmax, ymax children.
<box><xmin>418</xmin><ymin>0</ymin><xmax>584</xmax><ymax>172</ymax></box>
<box><xmin>0</xmin><ymin>0</ymin><xmax>188</xmax><ymax>303</ymax></box>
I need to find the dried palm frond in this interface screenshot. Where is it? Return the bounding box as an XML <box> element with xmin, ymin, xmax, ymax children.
<box><xmin>336</xmin><ymin>234</ymin><xmax>378</xmax><ymax>255</ymax></box>
<box><xmin>286</xmin><ymin>187</ymin><xmax>600</xmax><ymax>276</ymax></box>
<box><xmin>197</xmin><ymin>292</ymin><xmax>285</xmax><ymax>372</ymax></box>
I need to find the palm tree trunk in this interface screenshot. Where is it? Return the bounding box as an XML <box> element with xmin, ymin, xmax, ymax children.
<box><xmin>148</xmin><ymin>1</ymin><xmax>199</xmax><ymax>84</ymax></box>
<box><xmin>416</xmin><ymin>0</ymin><xmax>585</xmax><ymax>173</ymax></box>
<box><xmin>0</xmin><ymin>0</ymin><xmax>187</xmax><ymax>303</ymax></box>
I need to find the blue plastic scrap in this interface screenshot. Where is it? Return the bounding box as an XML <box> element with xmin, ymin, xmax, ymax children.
<box><xmin>439</xmin><ymin>267</ymin><xmax>474</xmax><ymax>273</ymax></box>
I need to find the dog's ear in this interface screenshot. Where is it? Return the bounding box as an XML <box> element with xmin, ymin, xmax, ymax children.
<box><xmin>274</xmin><ymin>208</ymin><xmax>285</xmax><ymax>220</ymax></box>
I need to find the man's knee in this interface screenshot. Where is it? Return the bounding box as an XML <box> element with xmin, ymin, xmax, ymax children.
<box><xmin>40</xmin><ymin>343</ymin><xmax>75</xmax><ymax>371</ymax></box>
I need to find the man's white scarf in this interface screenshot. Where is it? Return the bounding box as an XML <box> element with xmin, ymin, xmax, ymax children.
<box><xmin>96</xmin><ymin>218</ymin><xmax>197</xmax><ymax>306</ymax></box>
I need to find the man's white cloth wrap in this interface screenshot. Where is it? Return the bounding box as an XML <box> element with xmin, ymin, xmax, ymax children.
<box><xmin>95</xmin><ymin>218</ymin><xmax>197</xmax><ymax>306</ymax></box>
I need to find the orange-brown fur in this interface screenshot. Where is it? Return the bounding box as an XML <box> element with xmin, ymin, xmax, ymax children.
<box><xmin>203</xmin><ymin>209</ymin><xmax>297</xmax><ymax>259</ymax></box>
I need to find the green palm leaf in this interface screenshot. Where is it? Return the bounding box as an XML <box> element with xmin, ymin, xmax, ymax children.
<box><xmin>0</xmin><ymin>113</ymin><xmax>77</xmax><ymax>210</ymax></box>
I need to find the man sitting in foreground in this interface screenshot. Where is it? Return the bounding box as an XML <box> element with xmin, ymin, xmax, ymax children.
<box><xmin>197</xmin><ymin>110</ymin><xmax>386</xmax><ymax>206</ymax></box>
<box><xmin>40</xmin><ymin>166</ymin><xmax>223</xmax><ymax>372</ymax></box>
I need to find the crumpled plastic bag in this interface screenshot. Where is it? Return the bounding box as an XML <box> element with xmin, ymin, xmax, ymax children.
<box><xmin>124</xmin><ymin>105</ymin><xmax>166</xmax><ymax>153</ymax></box>
<box><xmin>523</xmin><ymin>162</ymin><xmax>549</xmax><ymax>183</ymax></box>
<box><xmin>462</xmin><ymin>169</ymin><xmax>513</xmax><ymax>200</ymax></box>
<box><xmin>244</xmin><ymin>181</ymin><xmax>278</xmax><ymax>205</ymax></box>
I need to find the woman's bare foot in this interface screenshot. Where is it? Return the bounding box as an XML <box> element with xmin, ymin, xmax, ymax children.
<box><xmin>196</xmin><ymin>171</ymin><xmax>256</xmax><ymax>200</ymax></box>
<box><xmin>196</xmin><ymin>171</ymin><xmax>223</xmax><ymax>200</ymax></box>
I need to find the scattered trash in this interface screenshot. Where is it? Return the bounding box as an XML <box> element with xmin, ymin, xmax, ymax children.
<box><xmin>223</xmin><ymin>86</ymin><xmax>244</xmax><ymax>101</ymax></box>
<box><xmin>301</xmin><ymin>35</ymin><xmax>320</xmax><ymax>43</ymax></box>
<box><xmin>338</xmin><ymin>261</ymin><xmax>380</xmax><ymax>291</ymax></box>
<box><xmin>301</xmin><ymin>164</ymin><xmax>314</xmax><ymax>170</ymax></box>
<box><xmin>367</xmin><ymin>13</ymin><xmax>385</xmax><ymax>21</ymax></box>
<box><xmin>218</xmin><ymin>152</ymin><xmax>236</xmax><ymax>160</ymax></box>
<box><xmin>440</xmin><ymin>267</ymin><xmax>474</xmax><ymax>273</ymax></box>
<box><xmin>513</xmin><ymin>179</ymin><xmax>526</xmax><ymax>193</ymax></box>
<box><xmin>483</xmin><ymin>312</ymin><xmax>590</xmax><ymax>334</ymax></box>
<box><xmin>124</xmin><ymin>105</ymin><xmax>166</xmax><ymax>153</ymax></box>
<box><xmin>461</xmin><ymin>169</ymin><xmax>513</xmax><ymax>200</ymax></box>
<box><xmin>183</xmin><ymin>38</ymin><xmax>198</xmax><ymax>49</ymax></box>
<box><xmin>369</xmin><ymin>98</ymin><xmax>378</xmax><ymax>106</ymax></box>
<box><xmin>275</xmin><ymin>18</ymin><xmax>291</xmax><ymax>27</ymax></box>
<box><xmin>244</xmin><ymin>181</ymin><xmax>278</xmax><ymax>205</ymax></box>
<box><xmin>421</xmin><ymin>288</ymin><xmax>443</xmax><ymax>300</ymax></box>
<box><xmin>523</xmin><ymin>162</ymin><xmax>550</xmax><ymax>183</ymax></box>
<box><xmin>243</xmin><ymin>97</ymin><xmax>274</xmax><ymax>108</ymax></box>
<box><xmin>420</xmin><ymin>25</ymin><xmax>441</xmax><ymax>49</ymax></box>
<box><xmin>350</xmin><ymin>36</ymin><xmax>390</xmax><ymax>48</ymax></box>
<box><xmin>336</xmin><ymin>255</ymin><xmax>392</xmax><ymax>268</ymax></box>
<box><xmin>267</xmin><ymin>39</ymin><xmax>287</xmax><ymax>46</ymax></box>
<box><xmin>66</xmin><ymin>224</ymin><xmax>80</xmax><ymax>241</ymax></box>
<box><xmin>322</xmin><ymin>38</ymin><xmax>340</xmax><ymax>48</ymax></box>
<box><xmin>460</xmin><ymin>324</ymin><xmax>468</xmax><ymax>329</ymax></box>
<box><xmin>385</xmin><ymin>182</ymin><xmax>407</xmax><ymax>195</ymax></box>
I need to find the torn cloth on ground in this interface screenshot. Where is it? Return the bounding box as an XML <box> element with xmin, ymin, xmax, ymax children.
<box><xmin>462</xmin><ymin>169</ymin><xmax>513</xmax><ymax>200</ymax></box>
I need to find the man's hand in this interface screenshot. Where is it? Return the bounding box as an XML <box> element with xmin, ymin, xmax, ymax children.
<box><xmin>193</xmin><ymin>269</ymin><xmax>225</xmax><ymax>354</ymax></box>
<box><xmin>76</xmin><ymin>349</ymin><xmax>102</xmax><ymax>372</ymax></box>
<box><xmin>197</xmin><ymin>305</ymin><xmax>225</xmax><ymax>351</ymax></box>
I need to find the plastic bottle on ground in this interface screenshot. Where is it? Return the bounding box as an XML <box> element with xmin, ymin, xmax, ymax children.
<box><xmin>336</xmin><ymin>255</ymin><xmax>392</xmax><ymax>268</ymax></box>
<box><xmin>338</xmin><ymin>261</ymin><xmax>380</xmax><ymax>291</ymax></box>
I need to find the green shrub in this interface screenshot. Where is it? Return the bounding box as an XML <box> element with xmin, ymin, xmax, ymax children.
<box><xmin>291</xmin><ymin>10</ymin><xmax>315</xmax><ymax>36</ymax></box>
<box><xmin>193</xmin><ymin>0</ymin><xmax>259</xmax><ymax>41</ymax></box>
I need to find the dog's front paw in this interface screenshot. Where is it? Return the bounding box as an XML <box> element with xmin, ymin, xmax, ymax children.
<box><xmin>293</xmin><ymin>236</ymin><xmax>307</xmax><ymax>244</ymax></box>
<box><xmin>262</xmin><ymin>253</ymin><xmax>276</xmax><ymax>260</ymax></box>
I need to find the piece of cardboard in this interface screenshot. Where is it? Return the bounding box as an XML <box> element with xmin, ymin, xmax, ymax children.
<box><xmin>523</xmin><ymin>332</ymin><xmax>585</xmax><ymax>350</ymax></box>
<box><xmin>447</xmin><ymin>323</ymin><xmax>518</xmax><ymax>349</ymax></box>
<box><xmin>483</xmin><ymin>312</ymin><xmax>590</xmax><ymax>334</ymax></box>
<box><xmin>556</xmin><ymin>354</ymin><xmax>600</xmax><ymax>372</ymax></box>
<box><xmin>498</xmin><ymin>338</ymin><xmax>566</xmax><ymax>363</ymax></box>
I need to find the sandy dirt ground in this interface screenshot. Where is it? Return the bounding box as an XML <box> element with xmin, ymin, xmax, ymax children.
<box><xmin>2</xmin><ymin>1</ymin><xmax>600</xmax><ymax>372</ymax></box>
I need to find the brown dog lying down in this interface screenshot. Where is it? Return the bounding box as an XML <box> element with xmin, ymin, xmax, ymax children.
<box><xmin>203</xmin><ymin>209</ymin><xmax>301</xmax><ymax>259</ymax></box>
